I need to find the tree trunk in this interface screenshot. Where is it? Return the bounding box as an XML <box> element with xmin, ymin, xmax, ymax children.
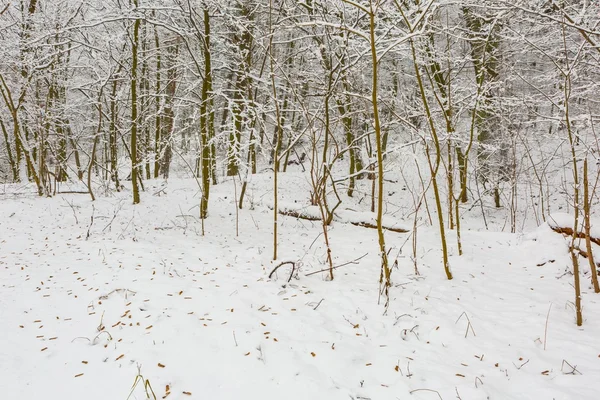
<box><xmin>131</xmin><ymin>0</ymin><xmax>141</xmax><ymax>204</ymax></box>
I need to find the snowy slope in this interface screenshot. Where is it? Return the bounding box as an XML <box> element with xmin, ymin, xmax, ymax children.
<box><xmin>1</xmin><ymin>177</ymin><xmax>599</xmax><ymax>400</ymax></box>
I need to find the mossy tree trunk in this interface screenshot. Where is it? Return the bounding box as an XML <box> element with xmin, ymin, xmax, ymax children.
<box><xmin>131</xmin><ymin>0</ymin><xmax>141</xmax><ymax>204</ymax></box>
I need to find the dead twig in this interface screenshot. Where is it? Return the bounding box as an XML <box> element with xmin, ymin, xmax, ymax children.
<box><xmin>544</xmin><ymin>303</ymin><xmax>552</xmax><ymax>350</ymax></box>
<box><xmin>455</xmin><ymin>387</ymin><xmax>462</xmax><ymax>400</ymax></box>
<box><xmin>305</xmin><ymin>253</ymin><xmax>368</xmax><ymax>277</ymax></box>
<box><xmin>313</xmin><ymin>298</ymin><xmax>324</xmax><ymax>310</ymax></box>
<box><xmin>63</xmin><ymin>198</ymin><xmax>79</xmax><ymax>224</ymax></box>
<box><xmin>455</xmin><ymin>312</ymin><xmax>476</xmax><ymax>338</ymax></box>
<box><xmin>268</xmin><ymin>261</ymin><xmax>296</xmax><ymax>282</ymax></box>
<box><xmin>409</xmin><ymin>388</ymin><xmax>443</xmax><ymax>399</ymax></box>
<box><xmin>561</xmin><ymin>360</ymin><xmax>582</xmax><ymax>375</ymax></box>
<box><xmin>513</xmin><ymin>359</ymin><xmax>530</xmax><ymax>370</ymax></box>
<box><xmin>85</xmin><ymin>205</ymin><xmax>95</xmax><ymax>240</ymax></box>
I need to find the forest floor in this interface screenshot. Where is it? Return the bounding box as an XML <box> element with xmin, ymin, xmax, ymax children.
<box><xmin>1</xmin><ymin>174</ymin><xmax>599</xmax><ymax>400</ymax></box>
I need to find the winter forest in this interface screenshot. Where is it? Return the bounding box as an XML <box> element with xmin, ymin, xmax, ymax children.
<box><xmin>1</xmin><ymin>0</ymin><xmax>600</xmax><ymax>399</ymax></box>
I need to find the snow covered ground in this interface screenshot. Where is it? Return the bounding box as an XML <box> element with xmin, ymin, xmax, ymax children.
<box><xmin>1</xmin><ymin>175</ymin><xmax>599</xmax><ymax>400</ymax></box>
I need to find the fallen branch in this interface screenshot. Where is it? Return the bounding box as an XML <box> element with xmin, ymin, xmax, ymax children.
<box><xmin>571</xmin><ymin>245</ymin><xmax>600</xmax><ymax>268</ymax></box>
<box><xmin>274</xmin><ymin>205</ymin><xmax>409</xmax><ymax>233</ymax></box>
<box><xmin>349</xmin><ymin>220</ymin><xmax>409</xmax><ymax>233</ymax></box>
<box><xmin>550</xmin><ymin>225</ymin><xmax>600</xmax><ymax>247</ymax></box>
<box><xmin>278</xmin><ymin>208</ymin><xmax>321</xmax><ymax>221</ymax></box>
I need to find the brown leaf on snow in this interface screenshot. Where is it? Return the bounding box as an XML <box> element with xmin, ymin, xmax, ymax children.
<box><xmin>158</xmin><ymin>363</ymin><xmax>165</xmax><ymax>368</ymax></box>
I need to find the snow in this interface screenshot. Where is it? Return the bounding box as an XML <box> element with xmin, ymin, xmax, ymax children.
<box><xmin>547</xmin><ymin>213</ymin><xmax>576</xmax><ymax>230</ymax></box>
<box><xmin>1</xmin><ymin>176</ymin><xmax>600</xmax><ymax>400</ymax></box>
